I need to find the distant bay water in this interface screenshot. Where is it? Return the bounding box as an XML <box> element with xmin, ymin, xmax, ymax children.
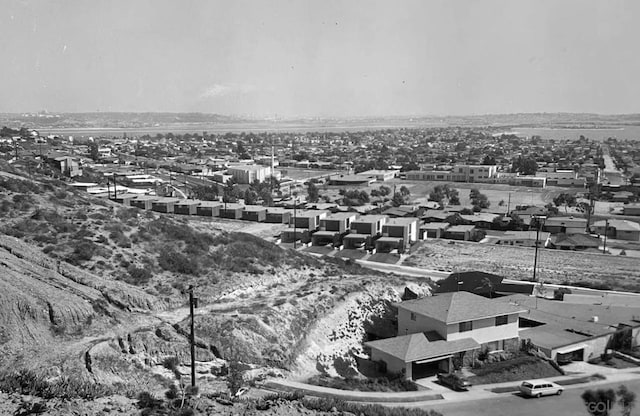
<box><xmin>509</xmin><ymin>126</ymin><xmax>640</xmax><ymax>141</ymax></box>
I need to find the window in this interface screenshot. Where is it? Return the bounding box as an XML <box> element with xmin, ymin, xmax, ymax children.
<box><xmin>496</xmin><ymin>315</ymin><xmax>508</xmax><ymax>326</ymax></box>
<box><xmin>459</xmin><ymin>321</ymin><xmax>473</xmax><ymax>332</ymax></box>
<box><xmin>410</xmin><ymin>312</ymin><xmax>416</xmax><ymax>321</ymax></box>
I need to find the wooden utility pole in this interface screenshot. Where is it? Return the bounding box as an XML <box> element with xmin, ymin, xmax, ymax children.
<box><xmin>602</xmin><ymin>220</ymin><xmax>609</xmax><ymax>254</ymax></box>
<box><xmin>188</xmin><ymin>285</ymin><xmax>197</xmax><ymax>388</ymax></box>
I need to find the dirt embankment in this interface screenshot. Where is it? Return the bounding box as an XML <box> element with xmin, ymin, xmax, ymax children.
<box><xmin>405</xmin><ymin>239</ymin><xmax>640</xmax><ymax>291</ymax></box>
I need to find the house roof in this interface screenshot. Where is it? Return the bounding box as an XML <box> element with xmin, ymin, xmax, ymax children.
<box><xmin>592</xmin><ymin>219</ymin><xmax>640</xmax><ymax>232</ymax></box>
<box><xmin>544</xmin><ymin>216</ymin><xmax>587</xmax><ymax>227</ymax></box>
<box><xmin>420</xmin><ymin>222</ymin><xmax>449</xmax><ymax>230</ymax></box>
<box><xmin>446</xmin><ymin>225</ymin><xmax>476</xmax><ymax>233</ymax></box>
<box><xmin>352</xmin><ymin>215</ymin><xmax>387</xmax><ymax>223</ymax></box>
<box><xmin>365</xmin><ymin>333</ymin><xmax>479</xmax><ymax>362</ymax></box>
<box><xmin>460</xmin><ymin>213</ymin><xmax>500</xmax><ymax>223</ymax></box>
<box><xmin>386</xmin><ymin>217</ymin><xmax>419</xmax><ymax>226</ymax></box>
<box><xmin>549</xmin><ymin>233</ymin><xmax>599</xmax><ymax>248</ymax></box>
<box><xmin>397</xmin><ymin>292</ymin><xmax>526</xmax><ymax>324</ymax></box>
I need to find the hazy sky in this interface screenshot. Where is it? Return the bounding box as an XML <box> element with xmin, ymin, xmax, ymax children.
<box><xmin>2</xmin><ymin>0</ymin><xmax>640</xmax><ymax>117</ymax></box>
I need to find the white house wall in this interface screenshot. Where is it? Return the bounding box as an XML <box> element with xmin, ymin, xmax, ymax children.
<box><xmin>446</xmin><ymin>314</ymin><xmax>519</xmax><ymax>344</ymax></box>
<box><xmin>397</xmin><ymin>308</ymin><xmax>447</xmax><ymax>338</ymax></box>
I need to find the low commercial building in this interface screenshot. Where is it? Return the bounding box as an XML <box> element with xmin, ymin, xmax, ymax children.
<box><xmin>328</xmin><ymin>174</ymin><xmax>376</xmax><ymax>186</ymax></box>
<box><xmin>357</xmin><ymin>169</ymin><xmax>399</xmax><ymax>182</ymax></box>
<box><xmin>265</xmin><ymin>207</ymin><xmax>291</xmax><ymax>223</ymax></box>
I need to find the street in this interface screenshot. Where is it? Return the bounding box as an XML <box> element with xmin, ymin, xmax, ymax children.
<box><xmin>417</xmin><ymin>379</ymin><xmax>640</xmax><ymax>416</ymax></box>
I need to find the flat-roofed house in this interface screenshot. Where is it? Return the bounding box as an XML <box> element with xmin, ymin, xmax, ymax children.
<box><xmin>623</xmin><ymin>203</ymin><xmax>640</xmax><ymax>216</ymax></box>
<box><xmin>384</xmin><ymin>218</ymin><xmax>419</xmax><ymax>243</ymax></box>
<box><xmin>151</xmin><ymin>197</ymin><xmax>181</xmax><ymax>214</ymax></box>
<box><xmin>312</xmin><ymin>212</ymin><xmax>358</xmax><ymax>246</ymax></box>
<box><xmin>290</xmin><ymin>210</ymin><xmax>329</xmax><ymax>231</ymax></box>
<box><xmin>196</xmin><ymin>201</ymin><xmax>222</xmax><ymax>217</ymax></box>
<box><xmin>444</xmin><ymin>225</ymin><xmax>476</xmax><ymax>241</ymax></box>
<box><xmin>419</xmin><ymin>222</ymin><xmax>449</xmax><ymax>239</ymax></box>
<box><xmin>366</xmin><ymin>292</ymin><xmax>525</xmax><ymax>379</ymax></box>
<box><xmin>242</xmin><ymin>205</ymin><xmax>267</xmax><ymax>222</ymax></box>
<box><xmin>113</xmin><ymin>193</ymin><xmax>139</xmax><ymax>206</ymax></box>
<box><xmin>220</xmin><ymin>203</ymin><xmax>245</xmax><ymax>219</ymax></box>
<box><xmin>265</xmin><ymin>207</ymin><xmax>291</xmax><ymax>224</ymax></box>
<box><xmin>130</xmin><ymin>195</ymin><xmax>158</xmax><ymax>211</ymax></box>
<box><xmin>174</xmin><ymin>199</ymin><xmax>201</xmax><ymax>215</ymax></box>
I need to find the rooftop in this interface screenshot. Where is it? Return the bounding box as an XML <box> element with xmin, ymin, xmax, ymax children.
<box><xmin>365</xmin><ymin>333</ymin><xmax>479</xmax><ymax>362</ymax></box>
<box><xmin>396</xmin><ymin>292</ymin><xmax>526</xmax><ymax>324</ymax></box>
<box><xmin>592</xmin><ymin>219</ymin><xmax>640</xmax><ymax>232</ymax></box>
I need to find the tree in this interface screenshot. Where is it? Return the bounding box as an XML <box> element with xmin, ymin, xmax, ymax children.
<box><xmin>469</xmin><ymin>188</ymin><xmax>490</xmax><ymax>210</ymax></box>
<box><xmin>399</xmin><ymin>186</ymin><xmax>410</xmax><ymax>197</ymax></box>
<box><xmin>481</xmin><ymin>155</ymin><xmax>496</xmax><ymax>165</ymax></box>
<box><xmin>401</xmin><ymin>161</ymin><xmax>420</xmax><ymax>172</ymax></box>
<box><xmin>307</xmin><ymin>182</ymin><xmax>320</xmax><ymax>203</ymax></box>
<box><xmin>617</xmin><ymin>385</ymin><xmax>636</xmax><ymax>416</ymax></box>
<box><xmin>243</xmin><ymin>188</ymin><xmax>258</xmax><ymax>205</ymax></box>
<box><xmin>511</xmin><ymin>156</ymin><xmax>538</xmax><ymax>175</ymax></box>
<box><xmin>191</xmin><ymin>184</ymin><xmax>218</xmax><ymax>201</ymax></box>
<box><xmin>553</xmin><ymin>287</ymin><xmax>572</xmax><ymax>300</ymax></box>
<box><xmin>227</xmin><ymin>361</ymin><xmax>245</xmax><ymax>398</ymax></box>
<box><xmin>223</xmin><ymin>178</ymin><xmax>238</xmax><ymax>203</ymax></box>
<box><xmin>379</xmin><ymin>185</ymin><xmax>391</xmax><ymax>197</ymax></box>
<box><xmin>582</xmin><ymin>388</ymin><xmax>616</xmax><ymax>416</ymax></box>
<box><xmin>553</xmin><ymin>193</ymin><xmax>577</xmax><ymax>214</ymax></box>
<box><xmin>88</xmin><ymin>142</ymin><xmax>100</xmax><ymax>161</ymax></box>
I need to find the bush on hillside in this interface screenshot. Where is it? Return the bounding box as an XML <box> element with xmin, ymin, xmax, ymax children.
<box><xmin>157</xmin><ymin>247</ymin><xmax>199</xmax><ymax>275</ymax></box>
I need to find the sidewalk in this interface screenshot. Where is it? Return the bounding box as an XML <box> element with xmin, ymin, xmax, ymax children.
<box><xmin>262</xmin><ymin>366</ymin><xmax>640</xmax><ymax>406</ymax></box>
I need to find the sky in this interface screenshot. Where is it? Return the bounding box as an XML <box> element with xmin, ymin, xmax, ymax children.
<box><xmin>2</xmin><ymin>0</ymin><xmax>640</xmax><ymax>117</ymax></box>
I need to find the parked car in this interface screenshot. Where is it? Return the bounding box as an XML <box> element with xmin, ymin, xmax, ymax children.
<box><xmin>519</xmin><ymin>380</ymin><xmax>564</xmax><ymax>398</ymax></box>
<box><xmin>437</xmin><ymin>372</ymin><xmax>471</xmax><ymax>391</ymax></box>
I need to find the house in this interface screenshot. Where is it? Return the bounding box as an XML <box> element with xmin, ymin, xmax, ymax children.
<box><xmin>444</xmin><ymin>225</ymin><xmax>477</xmax><ymax>241</ymax></box>
<box><xmin>481</xmin><ymin>230</ymin><xmax>551</xmax><ymax>247</ymax></box>
<box><xmin>384</xmin><ymin>218</ymin><xmax>419</xmax><ymax>243</ymax></box>
<box><xmin>542</xmin><ymin>217</ymin><xmax>587</xmax><ymax>235</ymax></box>
<box><xmin>548</xmin><ymin>233</ymin><xmax>600</xmax><ymax>251</ymax></box>
<box><xmin>46</xmin><ymin>153</ymin><xmax>83</xmax><ymax>177</ymax></box>
<box><xmin>220</xmin><ymin>203</ymin><xmax>245</xmax><ymax>219</ymax></box>
<box><xmin>611</xmin><ymin>191</ymin><xmax>634</xmax><ymax>203</ymax></box>
<box><xmin>422</xmin><ymin>210</ymin><xmax>463</xmax><ymax>225</ymax></box>
<box><xmin>196</xmin><ymin>201</ymin><xmax>222</xmax><ymax>217</ymax></box>
<box><xmin>113</xmin><ymin>193</ymin><xmax>139</xmax><ymax>206</ymax></box>
<box><xmin>130</xmin><ymin>195</ymin><xmax>158</xmax><ymax>211</ymax></box>
<box><xmin>591</xmin><ymin>219</ymin><xmax>640</xmax><ymax>242</ymax></box>
<box><xmin>365</xmin><ymin>292</ymin><xmax>525</xmax><ymax>379</ymax></box>
<box><xmin>265</xmin><ymin>207</ymin><xmax>291</xmax><ymax>223</ymax></box>
<box><xmin>623</xmin><ymin>203</ymin><xmax>640</xmax><ymax>216</ymax></box>
<box><xmin>151</xmin><ymin>197</ymin><xmax>181</xmax><ymax>214</ymax></box>
<box><xmin>350</xmin><ymin>215</ymin><xmax>387</xmax><ymax>235</ymax></box>
<box><xmin>290</xmin><ymin>210</ymin><xmax>330</xmax><ymax>231</ymax></box>
<box><xmin>419</xmin><ymin>222</ymin><xmax>449</xmax><ymax>239</ymax></box>
<box><xmin>174</xmin><ymin>199</ymin><xmax>201</xmax><ymax>215</ymax></box>
<box><xmin>495</xmin><ymin>294</ymin><xmax>640</xmax><ymax>363</ymax></box>
<box><xmin>242</xmin><ymin>205</ymin><xmax>267</xmax><ymax>222</ymax></box>
<box><xmin>460</xmin><ymin>213</ymin><xmax>500</xmax><ymax>229</ymax></box>
<box><xmin>312</xmin><ymin>212</ymin><xmax>358</xmax><ymax>246</ymax></box>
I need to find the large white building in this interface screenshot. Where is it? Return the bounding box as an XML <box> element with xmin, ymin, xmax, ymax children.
<box><xmin>405</xmin><ymin>165</ymin><xmax>497</xmax><ymax>183</ymax></box>
<box><xmin>227</xmin><ymin>165</ymin><xmax>272</xmax><ymax>184</ymax></box>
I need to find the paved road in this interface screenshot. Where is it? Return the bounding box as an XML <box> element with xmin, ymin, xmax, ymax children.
<box><xmin>416</xmin><ymin>379</ymin><xmax>640</xmax><ymax>416</ymax></box>
<box><xmin>355</xmin><ymin>259</ymin><xmax>450</xmax><ymax>280</ymax></box>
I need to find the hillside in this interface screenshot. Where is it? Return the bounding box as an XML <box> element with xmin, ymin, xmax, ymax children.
<box><xmin>0</xmin><ymin>162</ymin><xmax>435</xmax><ymax>414</ymax></box>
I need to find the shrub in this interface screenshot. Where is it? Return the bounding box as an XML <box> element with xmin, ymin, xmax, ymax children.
<box><xmin>157</xmin><ymin>248</ymin><xmax>199</xmax><ymax>275</ymax></box>
<box><xmin>127</xmin><ymin>265</ymin><xmax>152</xmax><ymax>285</ymax></box>
<box><xmin>0</xmin><ymin>369</ymin><xmax>113</xmax><ymax>400</ymax></box>
<box><xmin>554</xmin><ymin>287</ymin><xmax>572</xmax><ymax>300</ymax></box>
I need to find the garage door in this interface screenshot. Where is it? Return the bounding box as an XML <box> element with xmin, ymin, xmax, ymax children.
<box><xmin>412</xmin><ymin>360</ymin><xmax>441</xmax><ymax>379</ymax></box>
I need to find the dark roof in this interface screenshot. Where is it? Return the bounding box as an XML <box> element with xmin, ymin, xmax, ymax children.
<box><xmin>549</xmin><ymin>233</ymin><xmax>600</xmax><ymax>248</ymax></box>
<box><xmin>365</xmin><ymin>333</ymin><xmax>479</xmax><ymax>362</ymax></box>
<box><xmin>396</xmin><ymin>292</ymin><xmax>526</xmax><ymax>324</ymax></box>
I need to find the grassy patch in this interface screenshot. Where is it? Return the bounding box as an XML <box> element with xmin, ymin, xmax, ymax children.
<box><xmin>556</xmin><ymin>374</ymin><xmax>606</xmax><ymax>386</ymax></box>
<box><xmin>307</xmin><ymin>375</ymin><xmax>418</xmax><ymax>392</ymax></box>
<box><xmin>469</xmin><ymin>355</ymin><xmax>562</xmax><ymax>385</ymax></box>
<box><xmin>489</xmin><ymin>385</ymin><xmax>519</xmax><ymax>393</ymax></box>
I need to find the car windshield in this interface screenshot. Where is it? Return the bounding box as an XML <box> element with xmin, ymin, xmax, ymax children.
<box><xmin>521</xmin><ymin>382</ymin><xmax>534</xmax><ymax>388</ymax></box>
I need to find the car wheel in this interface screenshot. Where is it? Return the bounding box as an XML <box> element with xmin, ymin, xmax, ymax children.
<box><xmin>536</xmin><ymin>393</ymin><xmax>542</xmax><ymax>398</ymax></box>
<box><xmin>557</xmin><ymin>390</ymin><xmax>563</xmax><ymax>395</ymax></box>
